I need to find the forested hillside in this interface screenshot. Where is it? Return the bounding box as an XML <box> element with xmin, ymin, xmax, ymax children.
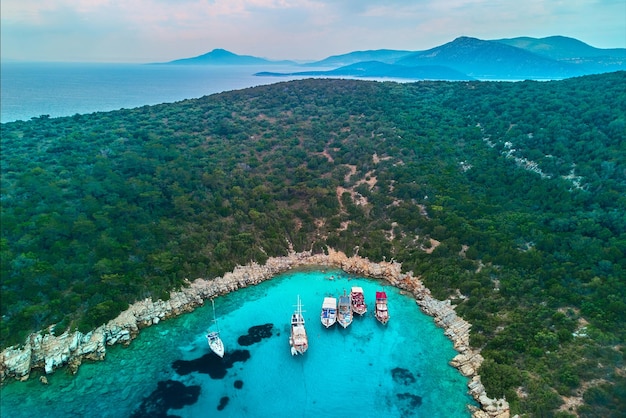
<box><xmin>1</xmin><ymin>72</ymin><xmax>625</xmax><ymax>416</ymax></box>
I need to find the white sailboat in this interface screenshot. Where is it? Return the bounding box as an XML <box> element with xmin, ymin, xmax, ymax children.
<box><xmin>289</xmin><ymin>295</ymin><xmax>308</xmax><ymax>355</ymax></box>
<box><xmin>207</xmin><ymin>299</ymin><xmax>225</xmax><ymax>357</ymax></box>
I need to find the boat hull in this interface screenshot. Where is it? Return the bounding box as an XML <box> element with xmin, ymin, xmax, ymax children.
<box><xmin>207</xmin><ymin>332</ymin><xmax>225</xmax><ymax>357</ymax></box>
<box><xmin>321</xmin><ymin>317</ymin><xmax>336</xmax><ymax>328</ymax></box>
<box><xmin>337</xmin><ymin>292</ymin><xmax>353</xmax><ymax>328</ymax></box>
<box><xmin>320</xmin><ymin>297</ymin><xmax>337</xmax><ymax>328</ymax></box>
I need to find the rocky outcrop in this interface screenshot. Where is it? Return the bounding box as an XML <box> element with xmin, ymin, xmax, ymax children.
<box><xmin>0</xmin><ymin>248</ymin><xmax>509</xmax><ymax>417</ymax></box>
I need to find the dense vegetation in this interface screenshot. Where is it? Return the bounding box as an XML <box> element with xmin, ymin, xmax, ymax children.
<box><xmin>1</xmin><ymin>72</ymin><xmax>625</xmax><ymax>416</ymax></box>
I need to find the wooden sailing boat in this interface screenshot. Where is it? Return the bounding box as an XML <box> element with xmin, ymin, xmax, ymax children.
<box><xmin>206</xmin><ymin>299</ymin><xmax>225</xmax><ymax>357</ymax></box>
<box><xmin>375</xmin><ymin>291</ymin><xmax>389</xmax><ymax>325</ymax></box>
<box><xmin>350</xmin><ymin>286</ymin><xmax>367</xmax><ymax>316</ymax></box>
<box><xmin>289</xmin><ymin>295</ymin><xmax>308</xmax><ymax>355</ymax></box>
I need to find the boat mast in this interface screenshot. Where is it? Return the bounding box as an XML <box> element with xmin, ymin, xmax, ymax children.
<box><xmin>212</xmin><ymin>298</ymin><xmax>220</xmax><ymax>333</ymax></box>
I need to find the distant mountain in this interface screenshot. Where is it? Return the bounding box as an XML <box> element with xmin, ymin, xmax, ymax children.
<box><xmin>396</xmin><ymin>36</ymin><xmax>583</xmax><ymax>79</ymax></box>
<box><xmin>302</xmin><ymin>49</ymin><xmax>414</xmax><ymax>67</ymax></box>
<box><xmin>494</xmin><ymin>36</ymin><xmax>626</xmax><ymax>60</ymax></box>
<box><xmin>161</xmin><ymin>49</ymin><xmax>296</xmax><ymax>65</ymax></box>
<box><xmin>161</xmin><ymin>36</ymin><xmax>624</xmax><ymax>80</ymax></box>
<box><xmin>494</xmin><ymin>36</ymin><xmax>626</xmax><ymax>74</ymax></box>
<box><xmin>256</xmin><ymin>61</ymin><xmax>473</xmax><ymax>81</ymax></box>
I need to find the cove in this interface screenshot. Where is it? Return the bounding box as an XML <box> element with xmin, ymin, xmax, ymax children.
<box><xmin>0</xmin><ymin>270</ymin><xmax>476</xmax><ymax>417</ymax></box>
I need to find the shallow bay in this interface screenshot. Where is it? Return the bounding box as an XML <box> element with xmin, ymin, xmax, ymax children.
<box><xmin>0</xmin><ymin>270</ymin><xmax>475</xmax><ymax>417</ymax></box>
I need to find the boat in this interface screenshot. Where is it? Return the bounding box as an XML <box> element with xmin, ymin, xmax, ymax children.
<box><xmin>289</xmin><ymin>295</ymin><xmax>308</xmax><ymax>355</ymax></box>
<box><xmin>337</xmin><ymin>290</ymin><xmax>353</xmax><ymax>328</ymax></box>
<box><xmin>350</xmin><ymin>286</ymin><xmax>367</xmax><ymax>316</ymax></box>
<box><xmin>206</xmin><ymin>299</ymin><xmax>225</xmax><ymax>357</ymax></box>
<box><xmin>375</xmin><ymin>291</ymin><xmax>389</xmax><ymax>325</ymax></box>
<box><xmin>320</xmin><ymin>296</ymin><xmax>337</xmax><ymax>328</ymax></box>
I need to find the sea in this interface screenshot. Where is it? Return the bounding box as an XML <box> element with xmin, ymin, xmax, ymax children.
<box><xmin>0</xmin><ymin>61</ymin><xmax>428</xmax><ymax>124</ymax></box>
<box><xmin>0</xmin><ymin>62</ymin><xmax>324</xmax><ymax>124</ymax></box>
<box><xmin>0</xmin><ymin>270</ymin><xmax>476</xmax><ymax>417</ymax></box>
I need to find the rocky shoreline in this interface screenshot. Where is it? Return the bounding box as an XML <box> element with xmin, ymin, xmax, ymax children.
<box><xmin>0</xmin><ymin>249</ymin><xmax>510</xmax><ymax>418</ymax></box>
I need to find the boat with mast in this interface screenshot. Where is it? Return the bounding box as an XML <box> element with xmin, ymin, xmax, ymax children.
<box><xmin>337</xmin><ymin>290</ymin><xmax>353</xmax><ymax>328</ymax></box>
<box><xmin>320</xmin><ymin>296</ymin><xmax>337</xmax><ymax>328</ymax></box>
<box><xmin>350</xmin><ymin>286</ymin><xmax>367</xmax><ymax>316</ymax></box>
<box><xmin>206</xmin><ymin>299</ymin><xmax>225</xmax><ymax>357</ymax></box>
<box><xmin>375</xmin><ymin>291</ymin><xmax>390</xmax><ymax>325</ymax></box>
<box><xmin>289</xmin><ymin>295</ymin><xmax>308</xmax><ymax>355</ymax></box>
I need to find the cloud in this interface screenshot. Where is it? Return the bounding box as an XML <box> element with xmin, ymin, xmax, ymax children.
<box><xmin>1</xmin><ymin>0</ymin><xmax>624</xmax><ymax>62</ymax></box>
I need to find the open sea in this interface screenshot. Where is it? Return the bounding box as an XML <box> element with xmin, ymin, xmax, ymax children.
<box><xmin>0</xmin><ymin>62</ymin><xmax>320</xmax><ymax>124</ymax></box>
<box><xmin>0</xmin><ymin>270</ymin><xmax>476</xmax><ymax>417</ymax></box>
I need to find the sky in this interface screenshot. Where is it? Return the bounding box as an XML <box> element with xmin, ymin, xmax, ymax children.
<box><xmin>2</xmin><ymin>0</ymin><xmax>625</xmax><ymax>63</ymax></box>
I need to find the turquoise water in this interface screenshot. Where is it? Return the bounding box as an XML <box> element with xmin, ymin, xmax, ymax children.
<box><xmin>0</xmin><ymin>270</ymin><xmax>475</xmax><ymax>417</ymax></box>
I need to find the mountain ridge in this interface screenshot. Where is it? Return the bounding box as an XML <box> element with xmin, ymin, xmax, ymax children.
<box><xmin>161</xmin><ymin>35</ymin><xmax>625</xmax><ymax>80</ymax></box>
<box><xmin>256</xmin><ymin>60</ymin><xmax>474</xmax><ymax>81</ymax></box>
<box><xmin>396</xmin><ymin>36</ymin><xmax>583</xmax><ymax>79</ymax></box>
<box><xmin>494</xmin><ymin>35</ymin><xmax>626</xmax><ymax>60</ymax></box>
<box><xmin>300</xmin><ymin>49</ymin><xmax>414</xmax><ymax>67</ymax></box>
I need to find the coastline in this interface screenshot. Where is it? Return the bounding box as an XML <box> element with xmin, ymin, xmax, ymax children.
<box><xmin>0</xmin><ymin>249</ymin><xmax>510</xmax><ymax>418</ymax></box>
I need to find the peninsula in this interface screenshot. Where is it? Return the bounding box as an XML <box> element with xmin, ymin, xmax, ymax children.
<box><xmin>2</xmin><ymin>74</ymin><xmax>624</xmax><ymax>416</ymax></box>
